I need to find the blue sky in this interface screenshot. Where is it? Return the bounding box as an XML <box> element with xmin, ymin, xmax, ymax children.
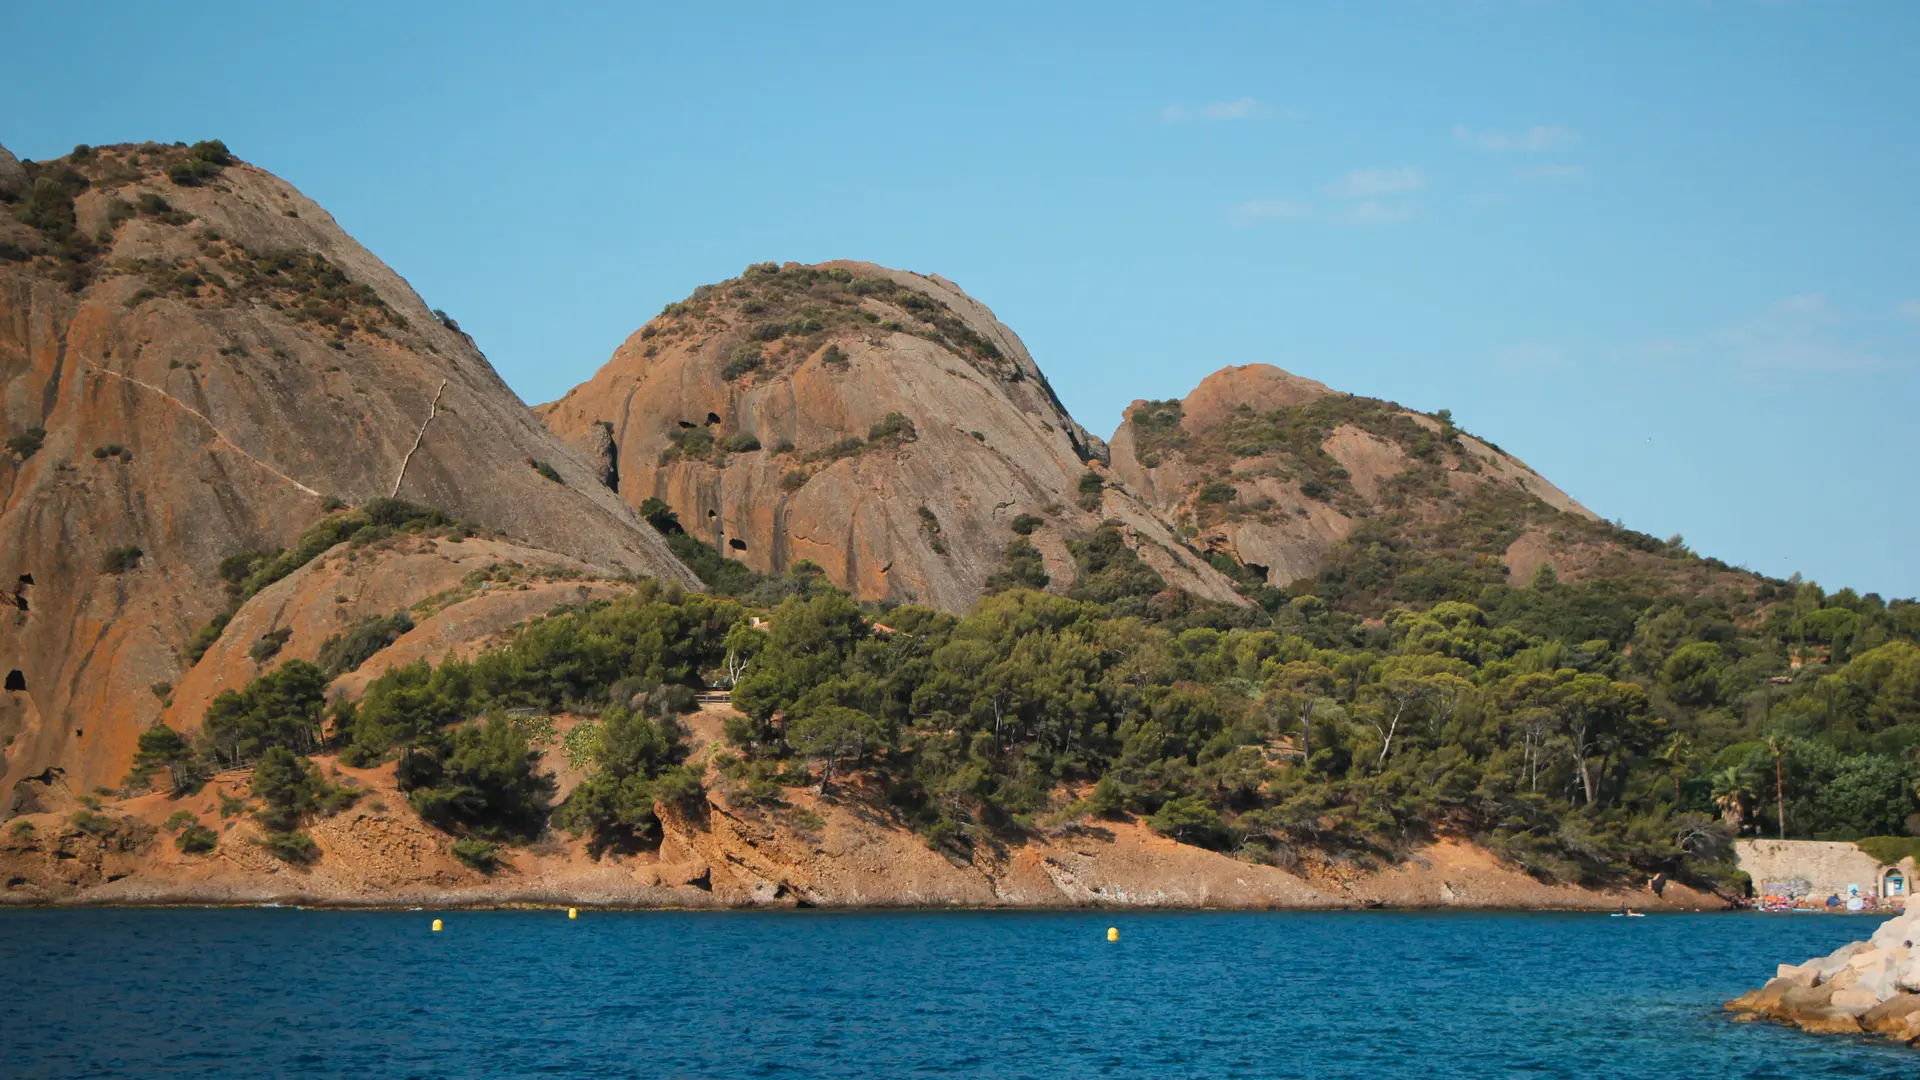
<box><xmin>8</xmin><ymin>1</ymin><xmax>1917</xmax><ymax>597</ymax></box>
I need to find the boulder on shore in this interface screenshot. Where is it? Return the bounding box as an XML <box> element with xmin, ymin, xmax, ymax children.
<box><xmin>1727</xmin><ymin>908</ymin><xmax>1920</xmax><ymax>1047</ymax></box>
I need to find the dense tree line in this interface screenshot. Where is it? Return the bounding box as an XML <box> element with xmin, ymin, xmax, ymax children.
<box><xmin>136</xmin><ymin>511</ymin><xmax>1920</xmax><ymax>890</ymax></box>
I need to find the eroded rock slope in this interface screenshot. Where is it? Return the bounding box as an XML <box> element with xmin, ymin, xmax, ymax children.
<box><xmin>1109</xmin><ymin>363</ymin><xmax>1598</xmax><ymax>592</ymax></box>
<box><xmin>0</xmin><ymin>140</ymin><xmax>695</xmax><ymax>796</ymax></box>
<box><xmin>539</xmin><ymin>261</ymin><xmax>1241</xmax><ymax>611</ymax></box>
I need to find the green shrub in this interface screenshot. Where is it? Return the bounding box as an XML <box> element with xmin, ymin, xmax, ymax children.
<box><xmin>259</xmin><ymin>830</ymin><xmax>317</xmax><ymax>863</ymax></box>
<box><xmin>1147</xmin><ymin>795</ymin><xmax>1226</xmax><ymax>847</ymax></box>
<box><xmin>452</xmin><ymin>837</ymin><xmax>502</xmax><ymax>873</ymax></box>
<box><xmin>176</xmin><ymin>824</ymin><xmax>217</xmax><ymax>854</ymax></box>
<box><xmin>720</xmin><ymin>433</ymin><xmax>762</xmax><ymax>454</ymax></box>
<box><xmin>1011</xmin><ymin>514</ymin><xmax>1044</xmax><ymax>536</ymax></box>
<box><xmin>101</xmin><ymin>546</ymin><xmax>144</xmax><ymax>573</ymax></box>
<box><xmin>868</xmin><ymin>412</ymin><xmax>917</xmax><ymax>443</ymax></box>
<box><xmin>821</xmin><ymin>344</ymin><xmax>848</xmax><ymax>368</ymax></box>
<box><xmin>399</xmin><ymin>715</ymin><xmax>552</xmax><ymax>843</ymax></box>
<box><xmin>185</xmin><ymin>614</ymin><xmax>231</xmax><ymax>665</ymax></box>
<box><xmin>163</xmin><ymin>810</ymin><xmax>199</xmax><ymax>833</ymax></box>
<box><xmin>7</xmin><ymin>428</ymin><xmax>47</xmax><ymax>459</ymax></box>
<box><xmin>191</xmin><ymin>139</ymin><xmax>234</xmax><ymax>166</ymax></box>
<box><xmin>532</xmin><ymin>459</ymin><xmax>564</xmax><ymax>484</ymax></box>
<box><xmin>660</xmin><ymin>427</ymin><xmax>715</xmax><ymax>464</ymax></box>
<box><xmin>165</xmin><ymin>142</ymin><xmax>232</xmax><ymax>188</ymax></box>
<box><xmin>1077</xmin><ymin>471</ymin><xmax>1105</xmax><ymax>510</ymax></box>
<box><xmin>68</xmin><ymin>809</ymin><xmax>117</xmax><ymax>836</ymax></box>
<box><xmin>985</xmin><ymin>539</ymin><xmax>1050</xmax><ymax>592</ymax></box>
<box><xmin>131</xmin><ymin>723</ymin><xmax>204</xmax><ymax>793</ymax></box>
<box><xmin>1128</xmin><ymin>399</ymin><xmax>1187</xmax><ymax>467</ymax></box>
<box><xmin>1856</xmin><ymin>836</ymin><xmax>1920</xmax><ymax>866</ymax></box>
<box><xmin>317</xmin><ymin>612</ymin><xmax>414</xmax><ymax>676</ymax></box>
<box><xmin>1197</xmin><ymin>480</ymin><xmax>1238</xmax><ymax>505</ymax></box>
<box><xmin>203</xmin><ymin>664</ymin><xmax>329</xmax><ymax>766</ymax></box>
<box><xmin>722</xmin><ymin>344</ymin><xmax>764</xmax><ymax>380</ymax></box>
<box><xmin>555</xmin><ymin>705</ymin><xmax>700</xmax><ymax>854</ymax></box>
<box><xmin>21</xmin><ymin>175</ymin><xmax>83</xmax><ymax>237</ymax></box>
<box><xmin>809</xmin><ymin>437</ymin><xmax>864</xmax><ymax>463</ymax></box>
<box><xmin>249</xmin><ymin>627</ymin><xmax>292</xmax><ymax>663</ymax></box>
<box><xmin>781</xmin><ymin>470</ymin><xmax>809</xmax><ymax>492</ymax></box>
<box><xmin>191</xmin><ymin>500</ymin><xmax>450</xmax><ymax>663</ymax></box>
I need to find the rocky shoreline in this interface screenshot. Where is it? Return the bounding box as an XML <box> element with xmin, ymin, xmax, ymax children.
<box><xmin>1726</xmin><ymin>907</ymin><xmax>1920</xmax><ymax>1045</ymax></box>
<box><xmin>3</xmin><ymin>780</ymin><xmax>1735</xmax><ymax>914</ymax></box>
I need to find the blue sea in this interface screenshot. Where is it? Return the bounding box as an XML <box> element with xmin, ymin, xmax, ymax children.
<box><xmin>0</xmin><ymin>908</ymin><xmax>1910</xmax><ymax>1078</ymax></box>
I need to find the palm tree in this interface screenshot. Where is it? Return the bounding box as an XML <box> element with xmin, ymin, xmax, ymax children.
<box><xmin>1711</xmin><ymin>766</ymin><xmax>1755</xmax><ymax>834</ymax></box>
<box><xmin>1656</xmin><ymin>732</ymin><xmax>1694</xmax><ymax>806</ymax></box>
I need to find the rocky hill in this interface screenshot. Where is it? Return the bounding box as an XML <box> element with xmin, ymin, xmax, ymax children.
<box><xmin>0</xmin><ymin>140</ymin><xmax>696</xmax><ymax>798</ymax></box>
<box><xmin>4</xmin><ymin>138</ymin><xmax>1870</xmax><ymax>917</ymax></box>
<box><xmin>537</xmin><ymin>261</ymin><xmax>1243</xmax><ymax>611</ymax></box>
<box><xmin>1105</xmin><ymin>363</ymin><xmax>1758</xmax><ymax>610</ymax></box>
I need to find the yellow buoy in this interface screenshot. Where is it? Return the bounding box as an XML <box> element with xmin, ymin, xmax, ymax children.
<box><xmin>431</xmin><ymin>918</ymin><xmax>443</xmax><ymax>932</ymax></box>
<box><xmin>568</xmin><ymin>907</ymin><xmax>578</xmax><ymax>920</ymax></box>
<box><xmin>1106</xmin><ymin>926</ymin><xmax>1118</xmax><ymax>942</ymax></box>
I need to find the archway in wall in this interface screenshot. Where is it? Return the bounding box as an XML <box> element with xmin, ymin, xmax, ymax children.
<box><xmin>1882</xmin><ymin>866</ymin><xmax>1907</xmax><ymax>901</ymax></box>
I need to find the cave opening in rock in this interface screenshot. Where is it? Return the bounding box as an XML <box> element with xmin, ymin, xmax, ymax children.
<box><xmin>729</xmin><ymin>538</ymin><xmax>748</xmax><ymax>551</ymax></box>
<box><xmin>677</xmin><ymin>420</ymin><xmax>697</xmax><ymax>429</ymax></box>
<box><xmin>16</xmin><ymin>574</ymin><xmax>32</xmax><ymax>586</ymax></box>
<box><xmin>4</xmin><ymin>670</ymin><xmax>23</xmax><ymax>691</ymax></box>
<box><xmin>705</xmin><ymin>412</ymin><xmax>721</xmax><ymax>426</ymax></box>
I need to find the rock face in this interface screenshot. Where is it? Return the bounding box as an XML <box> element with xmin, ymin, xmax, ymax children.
<box><xmin>1108</xmin><ymin>364</ymin><xmax>1599</xmax><ymax>591</ymax></box>
<box><xmin>158</xmin><ymin>532</ymin><xmax>641</xmax><ymax>738</ymax></box>
<box><xmin>539</xmin><ymin>261</ymin><xmax>1241</xmax><ymax>611</ymax></box>
<box><xmin>0</xmin><ymin>142</ymin><xmax>696</xmax><ymax>797</ymax></box>
<box><xmin>0</xmin><ymin>143</ymin><xmax>26</xmax><ymax>200</ymax></box>
<box><xmin>1727</xmin><ymin>907</ymin><xmax>1920</xmax><ymax>1046</ymax></box>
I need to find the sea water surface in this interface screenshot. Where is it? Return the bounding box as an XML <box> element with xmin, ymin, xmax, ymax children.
<box><xmin>0</xmin><ymin>908</ymin><xmax>1910</xmax><ymax>1078</ymax></box>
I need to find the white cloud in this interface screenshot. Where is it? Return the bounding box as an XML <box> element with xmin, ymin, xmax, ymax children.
<box><xmin>1163</xmin><ymin>98</ymin><xmax>1275</xmax><ymax>123</ymax></box>
<box><xmin>1894</xmin><ymin>298</ymin><xmax>1920</xmax><ymax>321</ymax></box>
<box><xmin>1615</xmin><ymin>295</ymin><xmax>1908</xmax><ymax>377</ymax></box>
<box><xmin>1327</xmin><ymin>167</ymin><xmax>1426</xmax><ymax>198</ymax></box>
<box><xmin>1339</xmin><ymin>200</ymin><xmax>1419</xmax><ymax>227</ymax></box>
<box><xmin>1453</xmin><ymin>124</ymin><xmax>1578</xmax><ymax>152</ymax></box>
<box><xmin>1515</xmin><ymin>163</ymin><xmax>1585</xmax><ymax>182</ymax></box>
<box><xmin>1722</xmin><ymin>295</ymin><xmax>1892</xmax><ymax>374</ymax></box>
<box><xmin>1228</xmin><ymin>198</ymin><xmax>1314</xmax><ymax>226</ymax></box>
<box><xmin>1493</xmin><ymin>343</ymin><xmax>1571</xmax><ymax>374</ymax></box>
<box><xmin>1228</xmin><ymin>195</ymin><xmax>1419</xmax><ymax>228</ymax></box>
<box><xmin>1204</xmin><ymin>97</ymin><xmax>1262</xmax><ymax>120</ymax></box>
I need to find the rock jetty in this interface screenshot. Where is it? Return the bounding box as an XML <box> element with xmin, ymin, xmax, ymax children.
<box><xmin>1726</xmin><ymin>908</ymin><xmax>1920</xmax><ymax>1044</ymax></box>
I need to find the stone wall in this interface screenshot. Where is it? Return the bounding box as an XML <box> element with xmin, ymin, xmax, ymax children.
<box><xmin>1737</xmin><ymin>839</ymin><xmax>1902</xmax><ymax>900</ymax></box>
